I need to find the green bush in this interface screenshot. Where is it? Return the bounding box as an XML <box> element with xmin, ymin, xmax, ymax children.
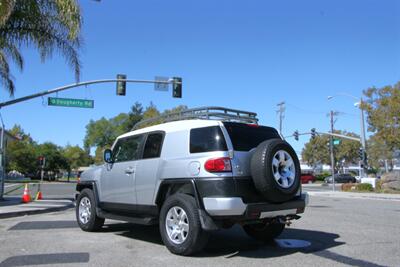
<box><xmin>355</xmin><ymin>183</ymin><xmax>373</xmax><ymax>192</ymax></box>
<box><xmin>315</xmin><ymin>171</ymin><xmax>331</xmax><ymax>181</ymax></box>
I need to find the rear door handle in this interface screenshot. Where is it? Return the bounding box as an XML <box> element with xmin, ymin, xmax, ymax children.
<box><xmin>125</xmin><ymin>167</ymin><xmax>135</xmax><ymax>174</ymax></box>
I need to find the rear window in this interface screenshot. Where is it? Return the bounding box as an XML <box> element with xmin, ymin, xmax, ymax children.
<box><xmin>143</xmin><ymin>133</ymin><xmax>164</xmax><ymax>159</ymax></box>
<box><xmin>190</xmin><ymin>126</ymin><xmax>228</xmax><ymax>153</ymax></box>
<box><xmin>223</xmin><ymin>122</ymin><xmax>280</xmax><ymax>151</ymax></box>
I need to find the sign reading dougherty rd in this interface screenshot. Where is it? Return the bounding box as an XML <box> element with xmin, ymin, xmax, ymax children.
<box><xmin>48</xmin><ymin>97</ymin><xmax>94</xmax><ymax>108</ymax></box>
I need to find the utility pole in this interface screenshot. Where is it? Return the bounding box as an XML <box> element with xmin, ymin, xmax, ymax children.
<box><xmin>330</xmin><ymin>111</ymin><xmax>336</xmax><ymax>192</ymax></box>
<box><xmin>0</xmin><ymin>113</ymin><xmax>5</xmax><ymax>200</ymax></box>
<box><xmin>277</xmin><ymin>102</ymin><xmax>285</xmax><ymax>136</ymax></box>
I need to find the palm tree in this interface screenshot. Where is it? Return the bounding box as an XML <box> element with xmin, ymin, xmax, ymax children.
<box><xmin>0</xmin><ymin>0</ymin><xmax>82</xmax><ymax>96</ymax></box>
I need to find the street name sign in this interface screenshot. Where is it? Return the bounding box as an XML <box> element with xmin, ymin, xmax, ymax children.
<box><xmin>154</xmin><ymin>76</ymin><xmax>169</xmax><ymax>91</ymax></box>
<box><xmin>48</xmin><ymin>97</ymin><xmax>94</xmax><ymax>108</ymax></box>
<box><xmin>333</xmin><ymin>139</ymin><xmax>341</xmax><ymax>145</ymax></box>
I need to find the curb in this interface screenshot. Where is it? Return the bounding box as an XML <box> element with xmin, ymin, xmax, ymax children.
<box><xmin>307</xmin><ymin>191</ymin><xmax>400</xmax><ymax>201</ymax></box>
<box><xmin>0</xmin><ymin>201</ymin><xmax>75</xmax><ymax>219</ymax></box>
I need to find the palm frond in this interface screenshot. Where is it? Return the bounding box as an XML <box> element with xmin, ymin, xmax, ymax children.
<box><xmin>0</xmin><ymin>0</ymin><xmax>82</xmax><ymax>95</ymax></box>
<box><xmin>0</xmin><ymin>50</ymin><xmax>15</xmax><ymax>95</ymax></box>
<box><xmin>0</xmin><ymin>0</ymin><xmax>15</xmax><ymax>26</ymax></box>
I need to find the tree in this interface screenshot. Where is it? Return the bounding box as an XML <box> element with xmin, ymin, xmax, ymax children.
<box><xmin>301</xmin><ymin>131</ymin><xmax>361</xmax><ymax>171</ymax></box>
<box><xmin>362</xmin><ymin>84</ymin><xmax>400</xmax><ymax>165</ymax></box>
<box><xmin>367</xmin><ymin>135</ymin><xmax>394</xmax><ymax>170</ymax></box>
<box><xmin>6</xmin><ymin>125</ymin><xmax>37</xmax><ymax>175</ymax></box>
<box><xmin>84</xmin><ymin>117</ymin><xmax>117</xmax><ymax>151</ymax></box>
<box><xmin>125</xmin><ymin>101</ymin><xmax>144</xmax><ymax>131</ymax></box>
<box><xmin>36</xmin><ymin>142</ymin><xmax>69</xmax><ymax>176</ymax></box>
<box><xmin>0</xmin><ymin>0</ymin><xmax>82</xmax><ymax>95</ymax></box>
<box><xmin>62</xmin><ymin>145</ymin><xmax>92</xmax><ymax>177</ymax></box>
<box><xmin>6</xmin><ymin>139</ymin><xmax>37</xmax><ymax>175</ymax></box>
<box><xmin>83</xmin><ymin>113</ymin><xmax>131</xmax><ymax>152</ymax></box>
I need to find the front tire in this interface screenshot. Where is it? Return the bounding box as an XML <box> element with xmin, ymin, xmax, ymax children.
<box><xmin>243</xmin><ymin>222</ymin><xmax>285</xmax><ymax>242</ymax></box>
<box><xmin>159</xmin><ymin>194</ymin><xmax>209</xmax><ymax>255</ymax></box>
<box><xmin>76</xmin><ymin>189</ymin><xmax>104</xmax><ymax>232</ymax></box>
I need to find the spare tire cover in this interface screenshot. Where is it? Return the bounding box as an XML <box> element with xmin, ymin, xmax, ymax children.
<box><xmin>250</xmin><ymin>138</ymin><xmax>301</xmax><ymax>203</ymax></box>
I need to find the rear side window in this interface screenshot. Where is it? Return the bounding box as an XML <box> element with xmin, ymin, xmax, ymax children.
<box><xmin>190</xmin><ymin>126</ymin><xmax>228</xmax><ymax>153</ymax></box>
<box><xmin>223</xmin><ymin>122</ymin><xmax>280</xmax><ymax>151</ymax></box>
<box><xmin>143</xmin><ymin>133</ymin><xmax>163</xmax><ymax>159</ymax></box>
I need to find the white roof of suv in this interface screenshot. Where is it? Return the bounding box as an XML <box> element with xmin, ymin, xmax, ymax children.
<box><xmin>118</xmin><ymin>119</ymin><xmax>221</xmax><ymax>139</ymax></box>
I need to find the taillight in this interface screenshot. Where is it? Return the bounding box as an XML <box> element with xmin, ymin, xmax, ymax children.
<box><xmin>204</xmin><ymin>157</ymin><xmax>232</xmax><ymax>172</ymax></box>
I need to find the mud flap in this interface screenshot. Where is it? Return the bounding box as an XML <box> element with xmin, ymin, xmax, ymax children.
<box><xmin>198</xmin><ymin>209</ymin><xmax>219</xmax><ymax>231</ymax></box>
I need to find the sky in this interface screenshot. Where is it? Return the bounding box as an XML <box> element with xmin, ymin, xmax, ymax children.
<box><xmin>1</xmin><ymin>0</ymin><xmax>399</xmax><ymax>155</ymax></box>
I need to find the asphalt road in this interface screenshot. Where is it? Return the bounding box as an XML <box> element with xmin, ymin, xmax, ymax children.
<box><xmin>4</xmin><ymin>182</ymin><xmax>76</xmax><ymax>199</ymax></box>
<box><xmin>3</xmin><ymin>182</ymin><xmax>337</xmax><ymax>200</ymax></box>
<box><xmin>1</xmin><ymin>195</ymin><xmax>399</xmax><ymax>267</ymax></box>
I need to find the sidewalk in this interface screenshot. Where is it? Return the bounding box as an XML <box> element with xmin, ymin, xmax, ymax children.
<box><xmin>307</xmin><ymin>191</ymin><xmax>400</xmax><ymax>201</ymax></box>
<box><xmin>0</xmin><ymin>196</ymin><xmax>74</xmax><ymax>219</ymax></box>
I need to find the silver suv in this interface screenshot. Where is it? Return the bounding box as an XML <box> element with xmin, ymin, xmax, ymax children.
<box><xmin>75</xmin><ymin>107</ymin><xmax>308</xmax><ymax>255</ymax></box>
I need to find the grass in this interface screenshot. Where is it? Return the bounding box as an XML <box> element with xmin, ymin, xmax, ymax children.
<box><xmin>5</xmin><ymin>179</ymin><xmax>39</xmax><ymax>184</ymax></box>
<box><xmin>57</xmin><ymin>177</ymin><xmax>79</xmax><ymax>182</ymax></box>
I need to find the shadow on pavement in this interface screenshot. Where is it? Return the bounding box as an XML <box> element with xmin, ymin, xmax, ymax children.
<box><xmin>8</xmin><ymin>220</ymin><xmax>77</xmax><ymax>231</ymax></box>
<box><xmin>106</xmin><ymin>222</ymin><xmax>386</xmax><ymax>266</ymax></box>
<box><xmin>0</xmin><ymin>253</ymin><xmax>89</xmax><ymax>267</ymax></box>
<box><xmin>198</xmin><ymin>226</ymin><xmax>344</xmax><ymax>258</ymax></box>
<box><xmin>103</xmin><ymin>223</ymin><xmax>163</xmax><ymax>245</ymax></box>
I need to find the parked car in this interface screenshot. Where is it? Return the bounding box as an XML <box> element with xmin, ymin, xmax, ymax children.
<box><xmin>324</xmin><ymin>173</ymin><xmax>356</xmax><ymax>184</ymax></box>
<box><xmin>301</xmin><ymin>173</ymin><xmax>316</xmax><ymax>184</ymax></box>
<box><xmin>75</xmin><ymin>107</ymin><xmax>308</xmax><ymax>256</ymax></box>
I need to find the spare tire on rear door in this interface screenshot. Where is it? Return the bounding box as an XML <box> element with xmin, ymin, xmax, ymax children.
<box><xmin>250</xmin><ymin>138</ymin><xmax>300</xmax><ymax>203</ymax></box>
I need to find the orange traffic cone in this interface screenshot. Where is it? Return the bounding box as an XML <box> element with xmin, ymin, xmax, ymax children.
<box><xmin>22</xmin><ymin>183</ymin><xmax>31</xmax><ymax>203</ymax></box>
<box><xmin>35</xmin><ymin>191</ymin><xmax>43</xmax><ymax>200</ymax></box>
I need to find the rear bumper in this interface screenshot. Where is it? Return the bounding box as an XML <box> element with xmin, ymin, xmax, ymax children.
<box><xmin>203</xmin><ymin>193</ymin><xmax>309</xmax><ymax>218</ymax></box>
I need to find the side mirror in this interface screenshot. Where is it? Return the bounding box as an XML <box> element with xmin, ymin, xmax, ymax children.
<box><xmin>104</xmin><ymin>149</ymin><xmax>113</xmax><ymax>163</ymax></box>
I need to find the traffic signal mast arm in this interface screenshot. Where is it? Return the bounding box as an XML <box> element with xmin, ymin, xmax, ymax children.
<box><xmin>0</xmin><ymin>78</ymin><xmax>182</xmax><ymax>109</ymax></box>
<box><xmin>285</xmin><ymin>131</ymin><xmax>361</xmax><ymax>143</ymax></box>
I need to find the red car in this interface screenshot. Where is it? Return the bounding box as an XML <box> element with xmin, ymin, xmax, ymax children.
<box><xmin>301</xmin><ymin>173</ymin><xmax>316</xmax><ymax>184</ymax></box>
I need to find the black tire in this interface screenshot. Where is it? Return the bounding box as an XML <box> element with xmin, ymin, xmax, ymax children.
<box><xmin>243</xmin><ymin>222</ymin><xmax>285</xmax><ymax>242</ymax></box>
<box><xmin>76</xmin><ymin>189</ymin><xmax>104</xmax><ymax>232</ymax></box>
<box><xmin>159</xmin><ymin>193</ymin><xmax>209</xmax><ymax>256</ymax></box>
<box><xmin>250</xmin><ymin>138</ymin><xmax>301</xmax><ymax>203</ymax></box>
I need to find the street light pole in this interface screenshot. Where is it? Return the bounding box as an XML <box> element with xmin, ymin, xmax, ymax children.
<box><xmin>359</xmin><ymin>98</ymin><xmax>367</xmax><ymax>176</ymax></box>
<box><xmin>330</xmin><ymin>111</ymin><xmax>336</xmax><ymax>192</ymax></box>
<box><xmin>327</xmin><ymin>93</ymin><xmax>368</xmax><ymax>176</ymax></box>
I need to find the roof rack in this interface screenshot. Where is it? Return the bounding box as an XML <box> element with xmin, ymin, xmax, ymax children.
<box><xmin>132</xmin><ymin>106</ymin><xmax>258</xmax><ymax>130</ymax></box>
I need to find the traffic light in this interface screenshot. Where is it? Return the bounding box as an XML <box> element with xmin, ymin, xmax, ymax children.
<box><xmin>116</xmin><ymin>74</ymin><xmax>127</xmax><ymax>96</ymax></box>
<box><xmin>358</xmin><ymin>148</ymin><xmax>364</xmax><ymax>160</ymax></box>
<box><xmin>311</xmin><ymin>128</ymin><xmax>316</xmax><ymax>139</ymax></box>
<box><xmin>294</xmin><ymin>130</ymin><xmax>299</xmax><ymax>141</ymax></box>
<box><xmin>172</xmin><ymin>77</ymin><xmax>182</xmax><ymax>98</ymax></box>
<box><xmin>38</xmin><ymin>156</ymin><xmax>45</xmax><ymax>168</ymax></box>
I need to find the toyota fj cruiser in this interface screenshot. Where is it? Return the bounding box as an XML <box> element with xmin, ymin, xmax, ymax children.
<box><xmin>75</xmin><ymin>107</ymin><xmax>308</xmax><ymax>255</ymax></box>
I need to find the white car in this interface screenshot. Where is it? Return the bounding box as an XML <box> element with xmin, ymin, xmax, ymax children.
<box><xmin>75</xmin><ymin>107</ymin><xmax>308</xmax><ymax>255</ymax></box>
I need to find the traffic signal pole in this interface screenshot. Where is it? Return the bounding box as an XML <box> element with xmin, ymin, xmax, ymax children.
<box><xmin>330</xmin><ymin>111</ymin><xmax>336</xmax><ymax>192</ymax></box>
<box><xmin>0</xmin><ymin>78</ymin><xmax>181</xmax><ymax>109</ymax></box>
<box><xmin>0</xmin><ymin>76</ymin><xmax>182</xmax><ymax>200</ymax></box>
